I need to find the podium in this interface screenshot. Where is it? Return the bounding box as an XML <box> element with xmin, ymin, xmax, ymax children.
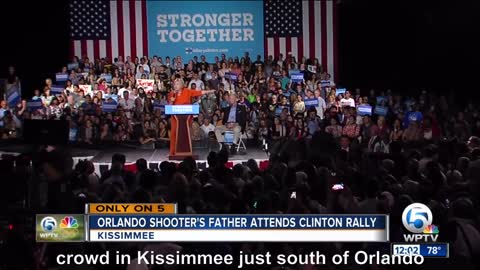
<box><xmin>165</xmin><ymin>105</ymin><xmax>199</xmax><ymax>160</ymax></box>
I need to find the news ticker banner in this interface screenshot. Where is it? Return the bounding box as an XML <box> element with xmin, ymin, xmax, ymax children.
<box><xmin>391</xmin><ymin>243</ymin><xmax>449</xmax><ymax>258</ymax></box>
<box><xmin>87</xmin><ymin>215</ymin><xmax>388</xmax><ymax>242</ymax></box>
<box><xmin>37</xmin><ymin>204</ymin><xmax>389</xmax><ymax>242</ymax></box>
<box><xmin>147</xmin><ymin>1</ymin><xmax>264</xmax><ymax>62</ymax></box>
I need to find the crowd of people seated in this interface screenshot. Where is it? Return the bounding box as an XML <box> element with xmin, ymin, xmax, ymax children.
<box><xmin>1</xmin><ymin>54</ymin><xmax>480</xmax><ymax>269</ymax></box>
<box><xmin>2</xmin><ymin>53</ymin><xmax>475</xmax><ymax>155</ymax></box>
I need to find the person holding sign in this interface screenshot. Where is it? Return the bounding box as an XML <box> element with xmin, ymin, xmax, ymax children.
<box><xmin>340</xmin><ymin>90</ymin><xmax>355</xmax><ymax>108</ymax></box>
<box><xmin>167</xmin><ymin>79</ymin><xmax>215</xmax><ymax>156</ymax></box>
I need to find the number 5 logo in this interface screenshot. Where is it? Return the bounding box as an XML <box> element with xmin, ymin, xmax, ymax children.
<box><xmin>402</xmin><ymin>203</ymin><xmax>433</xmax><ymax>233</ymax></box>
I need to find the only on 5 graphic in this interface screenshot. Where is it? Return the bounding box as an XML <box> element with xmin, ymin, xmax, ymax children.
<box><xmin>402</xmin><ymin>203</ymin><xmax>439</xmax><ymax>242</ymax></box>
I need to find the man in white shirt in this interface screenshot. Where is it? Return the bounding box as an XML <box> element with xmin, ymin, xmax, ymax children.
<box><xmin>118</xmin><ymin>90</ymin><xmax>135</xmax><ymax>118</ymax></box>
<box><xmin>340</xmin><ymin>90</ymin><xmax>356</xmax><ymax>108</ymax></box>
<box><xmin>141</xmin><ymin>57</ymin><xmax>150</xmax><ymax>74</ymax></box>
<box><xmin>314</xmin><ymin>89</ymin><xmax>327</xmax><ymax>119</ymax></box>
<box><xmin>188</xmin><ymin>72</ymin><xmax>204</xmax><ymax>90</ymax></box>
<box><xmin>135</xmin><ymin>66</ymin><xmax>147</xmax><ymax>80</ymax></box>
<box><xmin>115</xmin><ymin>56</ymin><xmax>125</xmax><ymax>71</ymax></box>
<box><xmin>125</xmin><ymin>56</ymin><xmax>136</xmax><ymax>71</ymax></box>
<box><xmin>200</xmin><ymin>118</ymin><xmax>215</xmax><ymax>137</ymax></box>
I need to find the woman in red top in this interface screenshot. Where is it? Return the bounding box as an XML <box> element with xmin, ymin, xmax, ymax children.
<box><xmin>168</xmin><ymin>79</ymin><xmax>215</xmax><ymax>156</ymax></box>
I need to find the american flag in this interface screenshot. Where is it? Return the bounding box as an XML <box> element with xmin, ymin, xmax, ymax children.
<box><xmin>264</xmin><ymin>0</ymin><xmax>338</xmax><ymax>79</ymax></box>
<box><xmin>70</xmin><ymin>0</ymin><xmax>337</xmax><ymax>79</ymax></box>
<box><xmin>70</xmin><ymin>0</ymin><xmax>148</xmax><ymax>61</ymax></box>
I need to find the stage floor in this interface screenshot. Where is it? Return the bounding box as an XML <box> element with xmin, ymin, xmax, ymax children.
<box><xmin>87</xmin><ymin>146</ymin><xmax>268</xmax><ymax>164</ymax></box>
<box><xmin>0</xmin><ymin>143</ymin><xmax>269</xmax><ymax>175</ymax></box>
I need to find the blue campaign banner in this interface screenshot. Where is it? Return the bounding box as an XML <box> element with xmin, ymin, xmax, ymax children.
<box><xmin>147</xmin><ymin>1</ymin><xmax>264</xmax><ymax>62</ymax></box>
<box><xmin>291</xmin><ymin>73</ymin><xmax>304</xmax><ymax>83</ymax></box>
<box><xmin>88</xmin><ymin>215</ymin><xmax>387</xmax><ymax>230</ymax></box>
<box><xmin>100</xmin><ymin>74</ymin><xmax>112</xmax><ymax>83</ymax></box>
<box><xmin>374</xmin><ymin>106</ymin><xmax>388</xmax><ymax>116</ymax></box>
<box><xmin>164</xmin><ymin>105</ymin><xmax>200</xmax><ymax>115</ymax></box>
<box><xmin>56</xmin><ymin>73</ymin><xmax>68</xmax><ymax>83</ymax></box>
<box><xmin>6</xmin><ymin>87</ymin><xmax>21</xmax><ymax>107</ymax></box>
<box><xmin>304</xmin><ymin>98</ymin><xmax>319</xmax><ymax>107</ymax></box>
<box><xmin>27</xmin><ymin>100</ymin><xmax>43</xmax><ymax>111</ymax></box>
<box><xmin>336</xmin><ymin>88</ymin><xmax>346</xmax><ymax>96</ymax></box>
<box><xmin>67</xmin><ymin>62</ymin><xmax>79</xmax><ymax>71</ymax></box>
<box><xmin>320</xmin><ymin>80</ymin><xmax>331</xmax><ymax>88</ymax></box>
<box><xmin>376</xmin><ymin>96</ymin><xmax>387</xmax><ymax>105</ymax></box>
<box><xmin>357</xmin><ymin>105</ymin><xmax>372</xmax><ymax>116</ymax></box>
<box><xmin>102</xmin><ymin>101</ymin><xmax>118</xmax><ymax>112</ymax></box>
<box><xmin>50</xmin><ymin>85</ymin><xmax>64</xmax><ymax>95</ymax></box>
<box><xmin>225</xmin><ymin>72</ymin><xmax>238</xmax><ymax>81</ymax></box>
<box><xmin>275</xmin><ymin>106</ymin><xmax>284</xmax><ymax>116</ymax></box>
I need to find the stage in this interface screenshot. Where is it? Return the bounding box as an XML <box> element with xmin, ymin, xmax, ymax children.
<box><xmin>0</xmin><ymin>143</ymin><xmax>270</xmax><ymax>176</ymax></box>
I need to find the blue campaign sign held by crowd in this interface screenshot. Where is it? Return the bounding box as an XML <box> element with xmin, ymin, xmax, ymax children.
<box><xmin>147</xmin><ymin>1</ymin><xmax>264</xmax><ymax>62</ymax></box>
<box><xmin>102</xmin><ymin>101</ymin><xmax>118</xmax><ymax>113</ymax></box>
<box><xmin>27</xmin><ymin>99</ymin><xmax>43</xmax><ymax>111</ymax></box>
<box><xmin>50</xmin><ymin>85</ymin><xmax>64</xmax><ymax>95</ymax></box>
<box><xmin>6</xmin><ymin>86</ymin><xmax>21</xmax><ymax>107</ymax></box>
<box><xmin>374</xmin><ymin>106</ymin><xmax>388</xmax><ymax>116</ymax></box>
<box><xmin>336</xmin><ymin>88</ymin><xmax>346</xmax><ymax>96</ymax></box>
<box><xmin>357</xmin><ymin>105</ymin><xmax>372</xmax><ymax>116</ymax></box>
<box><xmin>304</xmin><ymin>98</ymin><xmax>319</xmax><ymax>107</ymax></box>
<box><xmin>55</xmin><ymin>73</ymin><xmax>68</xmax><ymax>83</ymax></box>
<box><xmin>291</xmin><ymin>73</ymin><xmax>304</xmax><ymax>83</ymax></box>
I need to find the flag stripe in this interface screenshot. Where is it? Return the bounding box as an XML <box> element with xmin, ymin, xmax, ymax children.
<box><xmin>291</xmin><ymin>37</ymin><xmax>298</xmax><ymax>61</ymax></box>
<box><xmin>267</xmin><ymin>38</ymin><xmax>274</xmax><ymax>58</ymax></box>
<box><xmin>141</xmin><ymin>0</ymin><xmax>148</xmax><ymax>57</ymax></box>
<box><xmin>308</xmin><ymin>0</ymin><xmax>315</xmax><ymax>59</ymax></box>
<box><xmin>100</xmin><ymin>40</ymin><xmax>107</xmax><ymax>60</ymax></box>
<box><xmin>314</xmin><ymin>1</ymin><xmax>322</xmax><ymax>62</ymax></box>
<box><xmin>135</xmin><ymin>0</ymin><xmax>143</xmax><ymax>58</ymax></box>
<box><xmin>286</xmin><ymin>37</ymin><xmax>292</xmax><ymax>58</ymax></box>
<box><xmin>333</xmin><ymin>1</ymin><xmax>339</xmax><ymax>81</ymax></box>
<box><xmin>87</xmin><ymin>40</ymin><xmax>94</xmax><ymax>62</ymax></box>
<box><xmin>297</xmin><ymin>35</ymin><xmax>304</xmax><ymax>60</ymax></box>
<box><xmin>108</xmin><ymin>0</ymin><xmax>117</xmax><ymax>60</ymax></box>
<box><xmin>94</xmin><ymin>40</ymin><xmax>100</xmax><ymax>60</ymax></box>
<box><xmin>326</xmin><ymin>0</ymin><xmax>334</xmax><ymax>78</ymax></box>
<box><xmin>116</xmin><ymin>0</ymin><xmax>124</xmax><ymax>58</ymax></box>
<box><xmin>302</xmin><ymin>0</ymin><xmax>309</xmax><ymax>59</ymax></box>
<box><xmin>279</xmin><ymin>37</ymin><xmax>286</xmax><ymax>59</ymax></box>
<box><xmin>124</xmin><ymin>0</ymin><xmax>132</xmax><ymax>59</ymax></box>
<box><xmin>264</xmin><ymin>38</ymin><xmax>268</xmax><ymax>58</ymax></box>
<box><xmin>124</xmin><ymin>0</ymin><xmax>137</xmax><ymax>60</ymax></box>
<box><xmin>320</xmin><ymin>0</ymin><xmax>328</xmax><ymax>70</ymax></box>
<box><xmin>273</xmin><ymin>38</ymin><xmax>279</xmax><ymax>58</ymax></box>
<box><xmin>81</xmin><ymin>40</ymin><xmax>87</xmax><ymax>59</ymax></box>
<box><xmin>73</xmin><ymin>40</ymin><xmax>81</xmax><ymax>59</ymax></box>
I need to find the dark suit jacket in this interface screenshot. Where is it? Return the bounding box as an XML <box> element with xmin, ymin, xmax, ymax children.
<box><xmin>222</xmin><ymin>104</ymin><xmax>247</xmax><ymax>130</ymax></box>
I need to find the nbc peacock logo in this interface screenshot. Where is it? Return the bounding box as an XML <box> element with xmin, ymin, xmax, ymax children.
<box><xmin>423</xmin><ymin>224</ymin><xmax>439</xmax><ymax>234</ymax></box>
<box><xmin>60</xmin><ymin>216</ymin><xmax>79</xmax><ymax>229</ymax></box>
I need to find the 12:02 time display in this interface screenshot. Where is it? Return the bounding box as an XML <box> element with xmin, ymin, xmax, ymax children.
<box><xmin>393</xmin><ymin>245</ymin><xmax>420</xmax><ymax>255</ymax></box>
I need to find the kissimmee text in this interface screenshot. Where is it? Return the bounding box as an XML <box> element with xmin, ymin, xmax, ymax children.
<box><xmin>156</xmin><ymin>13</ymin><xmax>255</xmax><ymax>42</ymax></box>
<box><xmin>55</xmin><ymin>251</ymin><xmax>424</xmax><ymax>267</ymax></box>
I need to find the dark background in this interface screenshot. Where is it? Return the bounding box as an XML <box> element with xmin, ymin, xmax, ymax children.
<box><xmin>1</xmin><ymin>0</ymin><xmax>479</xmax><ymax>96</ymax></box>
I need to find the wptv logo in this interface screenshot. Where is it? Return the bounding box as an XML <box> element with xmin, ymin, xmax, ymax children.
<box><xmin>402</xmin><ymin>203</ymin><xmax>439</xmax><ymax>242</ymax></box>
<box><xmin>36</xmin><ymin>215</ymin><xmax>84</xmax><ymax>242</ymax></box>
